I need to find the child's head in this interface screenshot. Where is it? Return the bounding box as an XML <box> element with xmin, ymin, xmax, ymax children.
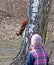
<box><xmin>30</xmin><ymin>34</ymin><xmax>42</xmax><ymax>50</ymax></box>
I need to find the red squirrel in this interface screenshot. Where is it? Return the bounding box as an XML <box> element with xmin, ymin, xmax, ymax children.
<box><xmin>16</xmin><ymin>17</ymin><xmax>28</xmax><ymax>36</ymax></box>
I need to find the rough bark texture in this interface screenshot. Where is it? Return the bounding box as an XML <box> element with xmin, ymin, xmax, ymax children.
<box><xmin>40</xmin><ymin>0</ymin><xmax>51</xmax><ymax>43</ymax></box>
<box><xmin>10</xmin><ymin>0</ymin><xmax>51</xmax><ymax>65</ymax></box>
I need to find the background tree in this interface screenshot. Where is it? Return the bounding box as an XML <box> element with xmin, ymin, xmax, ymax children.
<box><xmin>10</xmin><ymin>0</ymin><xmax>51</xmax><ymax>65</ymax></box>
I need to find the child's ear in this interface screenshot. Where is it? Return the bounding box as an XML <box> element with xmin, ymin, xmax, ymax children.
<box><xmin>16</xmin><ymin>17</ymin><xmax>28</xmax><ymax>36</ymax></box>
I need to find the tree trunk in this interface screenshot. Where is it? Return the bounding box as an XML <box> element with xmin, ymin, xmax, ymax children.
<box><xmin>10</xmin><ymin>0</ymin><xmax>51</xmax><ymax>65</ymax></box>
<box><xmin>40</xmin><ymin>0</ymin><xmax>51</xmax><ymax>43</ymax></box>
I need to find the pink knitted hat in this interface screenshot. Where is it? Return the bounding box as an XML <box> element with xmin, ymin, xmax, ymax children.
<box><xmin>31</xmin><ymin>34</ymin><xmax>42</xmax><ymax>46</ymax></box>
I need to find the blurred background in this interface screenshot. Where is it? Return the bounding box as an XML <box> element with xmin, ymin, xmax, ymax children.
<box><xmin>0</xmin><ymin>0</ymin><xmax>54</xmax><ymax>65</ymax></box>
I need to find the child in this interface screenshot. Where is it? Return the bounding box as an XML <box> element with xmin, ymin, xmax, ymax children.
<box><xmin>26</xmin><ymin>34</ymin><xmax>48</xmax><ymax>65</ymax></box>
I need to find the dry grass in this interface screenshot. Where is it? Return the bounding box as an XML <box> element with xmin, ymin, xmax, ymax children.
<box><xmin>0</xmin><ymin>38</ymin><xmax>21</xmax><ymax>65</ymax></box>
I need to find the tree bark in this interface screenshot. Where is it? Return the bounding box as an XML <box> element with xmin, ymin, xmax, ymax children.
<box><xmin>10</xmin><ymin>0</ymin><xmax>51</xmax><ymax>65</ymax></box>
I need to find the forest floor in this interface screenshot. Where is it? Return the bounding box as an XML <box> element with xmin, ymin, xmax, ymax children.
<box><xmin>0</xmin><ymin>37</ymin><xmax>21</xmax><ymax>65</ymax></box>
